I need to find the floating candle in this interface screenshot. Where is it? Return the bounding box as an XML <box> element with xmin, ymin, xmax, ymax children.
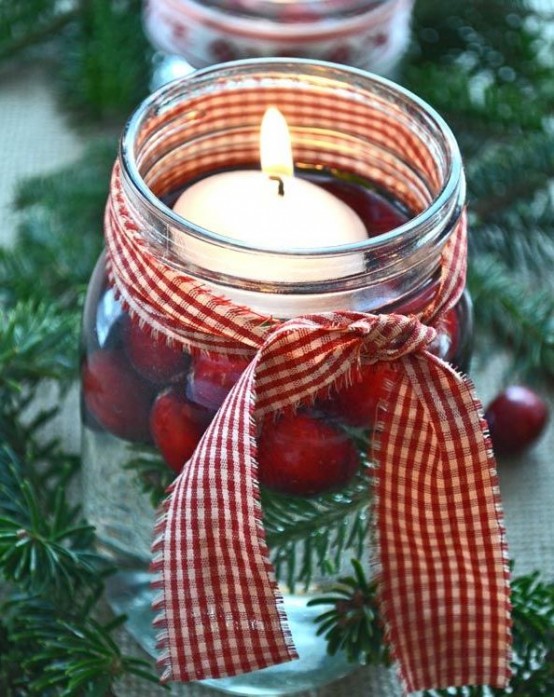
<box><xmin>171</xmin><ymin>107</ymin><xmax>368</xmax><ymax>283</ymax></box>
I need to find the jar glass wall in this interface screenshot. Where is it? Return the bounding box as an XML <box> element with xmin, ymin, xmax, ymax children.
<box><xmin>81</xmin><ymin>59</ymin><xmax>469</xmax><ymax>695</ymax></box>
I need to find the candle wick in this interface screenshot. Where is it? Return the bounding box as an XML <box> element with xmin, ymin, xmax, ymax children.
<box><xmin>270</xmin><ymin>175</ymin><xmax>285</xmax><ymax>197</ymax></box>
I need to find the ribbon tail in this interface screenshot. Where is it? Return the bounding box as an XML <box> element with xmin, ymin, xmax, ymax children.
<box><xmin>151</xmin><ymin>361</ymin><xmax>297</xmax><ymax>683</ymax></box>
<box><xmin>373</xmin><ymin>353</ymin><xmax>512</xmax><ymax>693</ymax></box>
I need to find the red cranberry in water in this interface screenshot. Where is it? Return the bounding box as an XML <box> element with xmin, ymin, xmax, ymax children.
<box><xmin>324</xmin><ymin>363</ymin><xmax>390</xmax><ymax>428</ymax></box>
<box><xmin>82</xmin><ymin>349</ymin><xmax>155</xmax><ymax>443</ymax></box>
<box><xmin>124</xmin><ymin>318</ymin><xmax>190</xmax><ymax>384</ymax></box>
<box><xmin>485</xmin><ymin>385</ymin><xmax>549</xmax><ymax>457</ymax></box>
<box><xmin>258</xmin><ymin>412</ymin><xmax>360</xmax><ymax>497</ymax></box>
<box><xmin>187</xmin><ymin>353</ymin><xmax>251</xmax><ymax>412</ymax></box>
<box><xmin>150</xmin><ymin>387</ymin><xmax>212</xmax><ymax>473</ymax></box>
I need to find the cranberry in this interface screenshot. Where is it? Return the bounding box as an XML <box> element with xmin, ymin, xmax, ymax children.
<box><xmin>82</xmin><ymin>349</ymin><xmax>155</xmax><ymax>443</ymax></box>
<box><xmin>485</xmin><ymin>385</ymin><xmax>549</xmax><ymax>457</ymax></box>
<box><xmin>124</xmin><ymin>318</ymin><xmax>190</xmax><ymax>384</ymax></box>
<box><xmin>150</xmin><ymin>387</ymin><xmax>212</xmax><ymax>473</ymax></box>
<box><xmin>323</xmin><ymin>363</ymin><xmax>390</xmax><ymax>428</ymax></box>
<box><xmin>258</xmin><ymin>412</ymin><xmax>360</xmax><ymax>497</ymax></box>
<box><xmin>186</xmin><ymin>352</ymin><xmax>251</xmax><ymax>411</ymax></box>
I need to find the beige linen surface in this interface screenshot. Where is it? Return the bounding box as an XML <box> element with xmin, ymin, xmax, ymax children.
<box><xmin>1</xmin><ymin>66</ymin><xmax>552</xmax><ymax>697</ymax></box>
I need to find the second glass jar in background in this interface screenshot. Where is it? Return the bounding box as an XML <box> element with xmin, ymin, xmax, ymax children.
<box><xmin>144</xmin><ymin>0</ymin><xmax>416</xmax><ymax>87</ymax></box>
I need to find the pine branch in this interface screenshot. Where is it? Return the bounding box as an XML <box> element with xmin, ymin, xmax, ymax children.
<box><xmin>262</xmin><ymin>458</ymin><xmax>373</xmax><ymax>590</ymax></box>
<box><xmin>123</xmin><ymin>446</ymin><xmax>176</xmax><ymax>509</ymax></box>
<box><xmin>467</xmin><ymin>256</ymin><xmax>554</xmax><ymax>378</ymax></box>
<box><xmin>5</xmin><ymin>601</ymin><xmax>162</xmax><ymax>695</ymax></box>
<box><xmin>58</xmin><ymin>0</ymin><xmax>153</xmax><ymax>122</ymax></box>
<box><xmin>467</xmin><ymin>132</ymin><xmax>554</xmax><ymax>222</ymax></box>
<box><xmin>307</xmin><ymin>559</ymin><xmax>389</xmax><ymax>666</ymax></box>
<box><xmin>404</xmin><ymin>62</ymin><xmax>545</xmax><ymax>138</ymax></box>
<box><xmin>0</xmin><ymin>300</ymin><xmax>78</xmax><ymax>390</ymax></box>
<box><xmin>0</xmin><ymin>1</ymin><xmax>78</xmax><ymax>61</ymax></box>
<box><xmin>1</xmin><ymin>1</ymin><xmax>152</xmax><ymax>123</ymax></box>
<box><xmin>0</xmin><ymin>139</ymin><xmax>115</xmax><ymax>308</ymax></box>
<box><xmin>0</xmin><ymin>447</ymin><xmax>107</xmax><ymax>604</ymax></box>
<box><xmin>469</xmin><ymin>188</ymin><xmax>554</xmax><ymax>276</ymax></box>
<box><xmin>0</xmin><ymin>392</ymin><xmax>79</xmax><ymax>504</ymax></box>
<box><xmin>309</xmin><ymin>565</ymin><xmax>554</xmax><ymax>696</ymax></box>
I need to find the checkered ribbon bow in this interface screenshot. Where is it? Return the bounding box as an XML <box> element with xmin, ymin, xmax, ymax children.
<box><xmin>105</xmin><ymin>163</ymin><xmax>511</xmax><ymax>693</ymax></box>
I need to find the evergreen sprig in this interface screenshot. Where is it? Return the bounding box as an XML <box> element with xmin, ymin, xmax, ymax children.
<box><xmin>0</xmin><ymin>0</ymin><xmax>553</xmax><ymax>692</ymax></box>
<box><xmin>0</xmin><ymin>1</ymin><xmax>151</xmax><ymax>123</ymax></box>
<box><xmin>0</xmin><ymin>0</ymin><xmax>78</xmax><ymax>62</ymax></box>
<box><xmin>124</xmin><ymin>446</ymin><xmax>176</xmax><ymax>509</ymax></box>
<box><xmin>0</xmin><ymin>139</ymin><xmax>116</xmax><ymax>308</ymax></box>
<box><xmin>309</xmin><ymin>564</ymin><xmax>554</xmax><ymax>697</ymax></box>
<box><xmin>3</xmin><ymin>600</ymin><xmax>161</xmax><ymax>696</ymax></box>
<box><xmin>467</xmin><ymin>131</ymin><xmax>554</xmax><ymax>223</ymax></box>
<box><xmin>58</xmin><ymin>0</ymin><xmax>153</xmax><ymax>122</ymax></box>
<box><xmin>307</xmin><ymin>559</ymin><xmax>389</xmax><ymax>666</ymax></box>
<box><xmin>0</xmin><ymin>446</ymin><xmax>106</xmax><ymax>604</ymax></box>
<box><xmin>262</xmin><ymin>461</ymin><xmax>372</xmax><ymax>591</ymax></box>
<box><xmin>468</xmin><ymin>255</ymin><xmax>554</xmax><ymax>378</ymax></box>
<box><xmin>0</xmin><ymin>300</ymin><xmax>78</xmax><ymax>388</ymax></box>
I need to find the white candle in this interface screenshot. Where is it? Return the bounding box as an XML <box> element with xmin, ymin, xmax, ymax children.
<box><xmin>171</xmin><ymin>107</ymin><xmax>367</xmax><ymax>284</ymax></box>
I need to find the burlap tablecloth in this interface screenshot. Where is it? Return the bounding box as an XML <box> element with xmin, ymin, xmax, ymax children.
<box><xmin>1</xmin><ymin>65</ymin><xmax>552</xmax><ymax>697</ymax></box>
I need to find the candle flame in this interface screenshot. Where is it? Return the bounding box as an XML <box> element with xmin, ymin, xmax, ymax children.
<box><xmin>260</xmin><ymin>107</ymin><xmax>294</xmax><ymax>179</ymax></box>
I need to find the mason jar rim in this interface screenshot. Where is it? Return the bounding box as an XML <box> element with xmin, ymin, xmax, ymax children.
<box><xmin>120</xmin><ymin>57</ymin><xmax>463</xmax><ymax>261</ymax></box>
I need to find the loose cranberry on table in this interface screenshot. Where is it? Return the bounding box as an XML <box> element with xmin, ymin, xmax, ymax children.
<box><xmin>258</xmin><ymin>412</ymin><xmax>360</xmax><ymax>497</ymax></box>
<box><xmin>485</xmin><ymin>385</ymin><xmax>549</xmax><ymax>457</ymax></box>
<box><xmin>150</xmin><ymin>387</ymin><xmax>212</xmax><ymax>473</ymax></box>
<box><xmin>186</xmin><ymin>352</ymin><xmax>251</xmax><ymax>411</ymax></box>
<box><xmin>124</xmin><ymin>318</ymin><xmax>190</xmax><ymax>384</ymax></box>
<box><xmin>82</xmin><ymin>349</ymin><xmax>155</xmax><ymax>443</ymax></box>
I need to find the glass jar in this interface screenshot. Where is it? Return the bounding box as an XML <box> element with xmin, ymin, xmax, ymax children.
<box><xmin>144</xmin><ymin>0</ymin><xmax>416</xmax><ymax>87</ymax></box>
<box><xmin>81</xmin><ymin>59</ymin><xmax>469</xmax><ymax>695</ymax></box>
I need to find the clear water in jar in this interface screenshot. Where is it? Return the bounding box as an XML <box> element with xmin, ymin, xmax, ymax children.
<box><xmin>81</xmin><ymin>175</ymin><xmax>472</xmax><ymax>694</ymax></box>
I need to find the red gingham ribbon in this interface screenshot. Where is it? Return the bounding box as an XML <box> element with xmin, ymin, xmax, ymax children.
<box><xmin>104</xmin><ymin>161</ymin><xmax>511</xmax><ymax>692</ymax></box>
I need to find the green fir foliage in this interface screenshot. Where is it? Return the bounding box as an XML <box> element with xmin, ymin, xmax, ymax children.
<box><xmin>262</xmin><ymin>464</ymin><xmax>372</xmax><ymax>591</ymax></box>
<box><xmin>307</xmin><ymin>559</ymin><xmax>389</xmax><ymax>666</ymax></box>
<box><xmin>309</xmin><ymin>563</ymin><xmax>554</xmax><ymax>696</ymax></box>
<box><xmin>0</xmin><ymin>0</ymin><xmax>554</xmax><ymax>693</ymax></box>
<box><xmin>0</xmin><ymin>1</ymin><xmax>151</xmax><ymax>122</ymax></box>
<box><xmin>58</xmin><ymin>0</ymin><xmax>153</xmax><ymax>122</ymax></box>
<box><xmin>406</xmin><ymin>0</ymin><xmax>554</xmax><ymax>379</ymax></box>
<box><xmin>123</xmin><ymin>446</ymin><xmax>176</xmax><ymax>509</ymax></box>
<box><xmin>0</xmin><ymin>0</ymin><xmax>77</xmax><ymax>61</ymax></box>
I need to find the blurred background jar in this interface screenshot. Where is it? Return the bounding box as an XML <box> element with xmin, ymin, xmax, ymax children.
<box><xmin>144</xmin><ymin>0</ymin><xmax>416</xmax><ymax>87</ymax></box>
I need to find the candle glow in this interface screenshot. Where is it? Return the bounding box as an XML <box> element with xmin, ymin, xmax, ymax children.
<box><xmin>171</xmin><ymin>107</ymin><xmax>367</xmax><ymax>289</ymax></box>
